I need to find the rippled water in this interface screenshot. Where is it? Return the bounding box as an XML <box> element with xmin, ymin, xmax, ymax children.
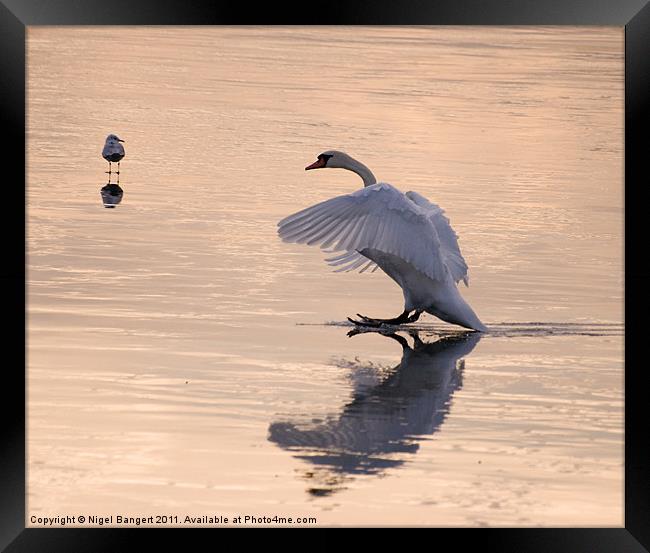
<box><xmin>27</xmin><ymin>26</ymin><xmax>623</xmax><ymax>526</ymax></box>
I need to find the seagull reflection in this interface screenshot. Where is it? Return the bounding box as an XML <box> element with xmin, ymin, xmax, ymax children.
<box><xmin>268</xmin><ymin>329</ymin><xmax>481</xmax><ymax>495</ymax></box>
<box><xmin>100</xmin><ymin>183</ymin><xmax>124</xmax><ymax>208</ymax></box>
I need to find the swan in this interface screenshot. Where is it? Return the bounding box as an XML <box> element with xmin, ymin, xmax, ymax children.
<box><xmin>277</xmin><ymin>150</ymin><xmax>487</xmax><ymax>332</ymax></box>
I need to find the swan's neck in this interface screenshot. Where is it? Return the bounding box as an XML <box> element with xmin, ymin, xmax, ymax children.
<box><xmin>344</xmin><ymin>158</ymin><xmax>377</xmax><ymax>187</ymax></box>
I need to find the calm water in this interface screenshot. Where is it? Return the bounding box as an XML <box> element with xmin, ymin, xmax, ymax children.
<box><xmin>27</xmin><ymin>26</ymin><xmax>623</xmax><ymax>526</ymax></box>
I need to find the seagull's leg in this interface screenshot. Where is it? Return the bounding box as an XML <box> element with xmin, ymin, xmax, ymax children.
<box><xmin>348</xmin><ymin>309</ymin><xmax>414</xmax><ymax>327</ymax></box>
<box><xmin>116</xmin><ymin>162</ymin><xmax>120</xmax><ymax>185</ymax></box>
<box><xmin>106</xmin><ymin>161</ymin><xmax>112</xmax><ymax>183</ymax></box>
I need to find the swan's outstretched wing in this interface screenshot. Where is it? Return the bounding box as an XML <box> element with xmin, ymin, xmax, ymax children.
<box><xmin>277</xmin><ymin>183</ymin><xmax>449</xmax><ymax>283</ymax></box>
<box><xmin>323</xmin><ymin>249</ymin><xmax>378</xmax><ymax>273</ymax></box>
<box><xmin>404</xmin><ymin>190</ymin><xmax>469</xmax><ymax>286</ymax></box>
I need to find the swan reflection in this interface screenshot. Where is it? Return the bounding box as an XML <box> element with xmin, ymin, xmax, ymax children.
<box><xmin>268</xmin><ymin>329</ymin><xmax>481</xmax><ymax>495</ymax></box>
<box><xmin>100</xmin><ymin>183</ymin><xmax>124</xmax><ymax>208</ymax></box>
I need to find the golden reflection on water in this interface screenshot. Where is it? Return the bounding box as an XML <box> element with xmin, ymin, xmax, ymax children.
<box><xmin>27</xmin><ymin>26</ymin><xmax>623</xmax><ymax>526</ymax></box>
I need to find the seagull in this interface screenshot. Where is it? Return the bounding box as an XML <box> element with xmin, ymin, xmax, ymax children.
<box><xmin>102</xmin><ymin>134</ymin><xmax>125</xmax><ymax>184</ymax></box>
<box><xmin>277</xmin><ymin>150</ymin><xmax>487</xmax><ymax>332</ymax></box>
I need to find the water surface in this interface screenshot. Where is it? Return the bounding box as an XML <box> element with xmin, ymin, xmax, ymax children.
<box><xmin>27</xmin><ymin>26</ymin><xmax>623</xmax><ymax>526</ymax></box>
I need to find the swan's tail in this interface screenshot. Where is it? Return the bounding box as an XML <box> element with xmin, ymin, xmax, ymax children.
<box><xmin>424</xmin><ymin>286</ymin><xmax>487</xmax><ymax>332</ymax></box>
<box><xmin>426</xmin><ymin>308</ymin><xmax>487</xmax><ymax>333</ymax></box>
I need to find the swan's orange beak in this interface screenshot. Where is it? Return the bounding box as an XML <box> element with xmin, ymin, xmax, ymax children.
<box><xmin>305</xmin><ymin>158</ymin><xmax>326</xmax><ymax>170</ymax></box>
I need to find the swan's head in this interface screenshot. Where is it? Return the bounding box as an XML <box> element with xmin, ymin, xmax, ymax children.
<box><xmin>305</xmin><ymin>150</ymin><xmax>352</xmax><ymax>171</ymax></box>
<box><xmin>105</xmin><ymin>134</ymin><xmax>124</xmax><ymax>144</ymax></box>
<box><xmin>305</xmin><ymin>150</ymin><xmax>377</xmax><ymax>187</ymax></box>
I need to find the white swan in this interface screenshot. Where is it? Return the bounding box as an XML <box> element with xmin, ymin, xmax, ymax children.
<box><xmin>277</xmin><ymin>151</ymin><xmax>487</xmax><ymax>332</ymax></box>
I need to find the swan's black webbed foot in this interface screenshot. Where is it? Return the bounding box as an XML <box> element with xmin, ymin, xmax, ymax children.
<box><xmin>347</xmin><ymin>315</ymin><xmax>383</xmax><ymax>327</ymax></box>
<box><xmin>347</xmin><ymin>310</ymin><xmax>419</xmax><ymax>327</ymax></box>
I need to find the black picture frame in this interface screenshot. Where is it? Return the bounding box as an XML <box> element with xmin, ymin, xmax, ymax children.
<box><xmin>3</xmin><ymin>0</ymin><xmax>647</xmax><ymax>549</ymax></box>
